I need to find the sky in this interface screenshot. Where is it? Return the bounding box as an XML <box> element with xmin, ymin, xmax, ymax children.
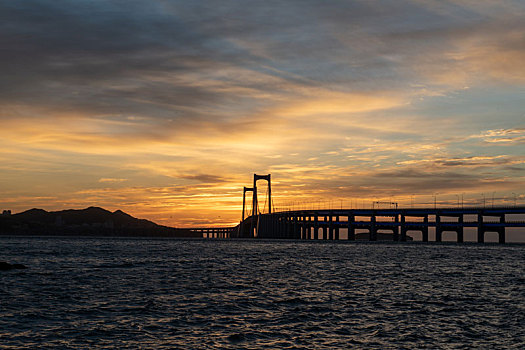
<box><xmin>1</xmin><ymin>0</ymin><xmax>524</xmax><ymax>227</ymax></box>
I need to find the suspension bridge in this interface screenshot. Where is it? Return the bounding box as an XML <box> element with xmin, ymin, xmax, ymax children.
<box><xmin>191</xmin><ymin>174</ymin><xmax>525</xmax><ymax>243</ymax></box>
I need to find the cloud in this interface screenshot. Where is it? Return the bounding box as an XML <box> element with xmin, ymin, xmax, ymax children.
<box><xmin>1</xmin><ymin>0</ymin><xmax>524</xmax><ymax>226</ymax></box>
<box><xmin>478</xmin><ymin>128</ymin><xmax>525</xmax><ymax>144</ymax></box>
<box><xmin>178</xmin><ymin>174</ymin><xmax>227</xmax><ymax>183</ymax></box>
<box><xmin>397</xmin><ymin>155</ymin><xmax>525</xmax><ymax>168</ymax></box>
<box><xmin>98</xmin><ymin>178</ymin><xmax>127</xmax><ymax>183</ymax></box>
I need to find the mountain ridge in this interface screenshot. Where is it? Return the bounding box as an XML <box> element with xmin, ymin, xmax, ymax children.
<box><xmin>1</xmin><ymin>207</ymin><xmax>200</xmax><ymax>238</ymax></box>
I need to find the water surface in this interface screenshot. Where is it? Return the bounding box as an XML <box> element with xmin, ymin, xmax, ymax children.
<box><xmin>1</xmin><ymin>237</ymin><xmax>524</xmax><ymax>349</ymax></box>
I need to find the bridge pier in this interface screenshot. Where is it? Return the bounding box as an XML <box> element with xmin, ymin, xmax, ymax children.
<box><xmin>400</xmin><ymin>215</ymin><xmax>407</xmax><ymax>242</ymax></box>
<box><xmin>304</xmin><ymin>215</ymin><xmax>308</xmax><ymax>239</ymax></box>
<box><xmin>499</xmin><ymin>215</ymin><xmax>506</xmax><ymax>244</ymax></box>
<box><xmin>499</xmin><ymin>228</ymin><xmax>505</xmax><ymax>244</ymax></box>
<box><xmin>323</xmin><ymin>216</ymin><xmax>327</xmax><ymax>240</ymax></box>
<box><xmin>301</xmin><ymin>214</ymin><xmax>306</xmax><ymax>240</ymax></box>
<box><xmin>309</xmin><ymin>216</ymin><xmax>313</xmax><ymax>239</ymax></box>
<box><xmin>292</xmin><ymin>214</ymin><xmax>301</xmax><ymax>239</ymax></box>
<box><xmin>396</xmin><ymin>215</ymin><xmax>402</xmax><ymax>242</ymax></box>
<box><xmin>282</xmin><ymin>215</ymin><xmax>288</xmax><ymax>238</ymax></box>
<box><xmin>314</xmin><ymin>215</ymin><xmax>319</xmax><ymax>240</ymax></box>
<box><xmin>289</xmin><ymin>214</ymin><xmax>294</xmax><ymax>239</ymax></box>
<box><xmin>304</xmin><ymin>216</ymin><xmax>309</xmax><ymax>240</ymax></box>
<box><xmin>347</xmin><ymin>213</ymin><xmax>355</xmax><ymax>241</ymax></box>
<box><xmin>457</xmin><ymin>215</ymin><xmax>464</xmax><ymax>243</ymax></box>
<box><xmin>422</xmin><ymin>216</ymin><xmax>429</xmax><ymax>242</ymax></box>
<box><xmin>328</xmin><ymin>213</ymin><xmax>334</xmax><ymax>240</ymax></box>
<box><xmin>478</xmin><ymin>213</ymin><xmax>507</xmax><ymax>243</ymax></box>
<box><xmin>477</xmin><ymin>213</ymin><xmax>484</xmax><ymax>243</ymax></box>
<box><xmin>334</xmin><ymin>215</ymin><xmax>339</xmax><ymax>240</ymax></box>
<box><xmin>370</xmin><ymin>215</ymin><xmax>377</xmax><ymax>241</ymax></box>
<box><xmin>308</xmin><ymin>221</ymin><xmax>312</xmax><ymax>240</ymax></box>
<box><xmin>436</xmin><ymin>215</ymin><xmax>442</xmax><ymax>242</ymax></box>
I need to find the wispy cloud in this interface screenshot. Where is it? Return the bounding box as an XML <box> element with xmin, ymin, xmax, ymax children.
<box><xmin>1</xmin><ymin>0</ymin><xmax>524</xmax><ymax>225</ymax></box>
<box><xmin>98</xmin><ymin>178</ymin><xmax>127</xmax><ymax>183</ymax></box>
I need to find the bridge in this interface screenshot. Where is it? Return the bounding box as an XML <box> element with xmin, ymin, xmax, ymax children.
<box><xmin>193</xmin><ymin>174</ymin><xmax>525</xmax><ymax>243</ymax></box>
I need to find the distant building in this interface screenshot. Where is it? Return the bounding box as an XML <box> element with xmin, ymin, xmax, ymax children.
<box><xmin>2</xmin><ymin>210</ymin><xmax>11</xmax><ymax>216</ymax></box>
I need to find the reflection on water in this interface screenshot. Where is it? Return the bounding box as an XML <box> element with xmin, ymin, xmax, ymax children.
<box><xmin>1</xmin><ymin>237</ymin><xmax>524</xmax><ymax>349</ymax></box>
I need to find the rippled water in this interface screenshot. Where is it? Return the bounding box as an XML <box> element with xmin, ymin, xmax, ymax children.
<box><xmin>1</xmin><ymin>237</ymin><xmax>524</xmax><ymax>349</ymax></box>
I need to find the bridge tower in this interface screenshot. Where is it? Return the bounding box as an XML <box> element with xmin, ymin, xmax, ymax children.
<box><xmin>250</xmin><ymin>174</ymin><xmax>272</xmax><ymax>237</ymax></box>
<box><xmin>239</xmin><ymin>186</ymin><xmax>254</xmax><ymax>238</ymax></box>
<box><xmin>242</xmin><ymin>186</ymin><xmax>254</xmax><ymax>222</ymax></box>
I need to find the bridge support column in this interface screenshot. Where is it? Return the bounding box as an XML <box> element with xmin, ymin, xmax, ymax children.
<box><xmin>303</xmin><ymin>215</ymin><xmax>308</xmax><ymax>239</ymax></box>
<box><xmin>293</xmin><ymin>214</ymin><xmax>299</xmax><ymax>239</ymax></box>
<box><xmin>314</xmin><ymin>215</ymin><xmax>319</xmax><ymax>240</ymax></box>
<box><xmin>436</xmin><ymin>215</ymin><xmax>442</xmax><ymax>242</ymax></box>
<box><xmin>499</xmin><ymin>215</ymin><xmax>505</xmax><ymax>244</ymax></box>
<box><xmin>395</xmin><ymin>215</ymin><xmax>401</xmax><ymax>241</ymax></box>
<box><xmin>422</xmin><ymin>216</ymin><xmax>429</xmax><ymax>242</ymax></box>
<box><xmin>276</xmin><ymin>216</ymin><xmax>280</xmax><ymax>238</ymax></box>
<box><xmin>477</xmin><ymin>213</ymin><xmax>484</xmax><ymax>243</ymax></box>
<box><xmin>322</xmin><ymin>217</ymin><xmax>327</xmax><ymax>240</ymax></box>
<box><xmin>348</xmin><ymin>214</ymin><xmax>355</xmax><ymax>241</ymax></box>
<box><xmin>328</xmin><ymin>213</ymin><xmax>334</xmax><ymax>240</ymax></box>
<box><xmin>334</xmin><ymin>216</ymin><xmax>339</xmax><ymax>240</ymax></box>
<box><xmin>301</xmin><ymin>214</ymin><xmax>306</xmax><ymax>240</ymax></box>
<box><xmin>282</xmin><ymin>215</ymin><xmax>286</xmax><ymax>238</ymax></box>
<box><xmin>283</xmin><ymin>215</ymin><xmax>288</xmax><ymax>238</ymax></box>
<box><xmin>370</xmin><ymin>215</ymin><xmax>377</xmax><ymax>241</ymax></box>
<box><xmin>307</xmin><ymin>216</ymin><xmax>312</xmax><ymax>240</ymax></box>
<box><xmin>457</xmin><ymin>215</ymin><xmax>464</xmax><ymax>243</ymax></box>
<box><xmin>400</xmin><ymin>215</ymin><xmax>406</xmax><ymax>242</ymax></box>
<box><xmin>284</xmin><ymin>215</ymin><xmax>289</xmax><ymax>238</ymax></box>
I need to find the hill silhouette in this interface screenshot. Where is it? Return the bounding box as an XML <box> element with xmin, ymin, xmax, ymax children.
<box><xmin>0</xmin><ymin>207</ymin><xmax>199</xmax><ymax>238</ymax></box>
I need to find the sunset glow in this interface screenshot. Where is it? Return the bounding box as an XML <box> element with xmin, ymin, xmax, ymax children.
<box><xmin>1</xmin><ymin>1</ymin><xmax>524</xmax><ymax>227</ymax></box>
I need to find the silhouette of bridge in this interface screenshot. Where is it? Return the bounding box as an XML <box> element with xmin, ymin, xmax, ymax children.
<box><xmin>192</xmin><ymin>174</ymin><xmax>525</xmax><ymax>243</ymax></box>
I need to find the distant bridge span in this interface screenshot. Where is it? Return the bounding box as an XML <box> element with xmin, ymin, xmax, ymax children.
<box><xmin>195</xmin><ymin>206</ymin><xmax>525</xmax><ymax>243</ymax></box>
<box><xmin>190</xmin><ymin>174</ymin><xmax>525</xmax><ymax>243</ymax></box>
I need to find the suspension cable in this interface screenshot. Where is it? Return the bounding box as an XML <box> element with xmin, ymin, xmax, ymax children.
<box><xmin>262</xmin><ymin>186</ymin><xmax>269</xmax><ymax>214</ymax></box>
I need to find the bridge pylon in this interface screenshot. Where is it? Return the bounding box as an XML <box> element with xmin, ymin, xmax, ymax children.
<box><xmin>248</xmin><ymin>173</ymin><xmax>271</xmax><ymax>237</ymax></box>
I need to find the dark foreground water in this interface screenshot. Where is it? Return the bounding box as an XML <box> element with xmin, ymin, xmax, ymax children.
<box><xmin>1</xmin><ymin>237</ymin><xmax>524</xmax><ymax>349</ymax></box>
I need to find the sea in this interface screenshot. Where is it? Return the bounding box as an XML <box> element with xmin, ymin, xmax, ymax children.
<box><xmin>1</xmin><ymin>237</ymin><xmax>524</xmax><ymax>349</ymax></box>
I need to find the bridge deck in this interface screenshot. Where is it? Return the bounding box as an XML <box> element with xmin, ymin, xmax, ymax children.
<box><xmin>192</xmin><ymin>206</ymin><xmax>525</xmax><ymax>242</ymax></box>
<box><xmin>230</xmin><ymin>206</ymin><xmax>525</xmax><ymax>243</ymax></box>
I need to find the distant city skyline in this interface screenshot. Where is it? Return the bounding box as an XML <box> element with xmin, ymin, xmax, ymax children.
<box><xmin>1</xmin><ymin>1</ymin><xmax>524</xmax><ymax>227</ymax></box>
